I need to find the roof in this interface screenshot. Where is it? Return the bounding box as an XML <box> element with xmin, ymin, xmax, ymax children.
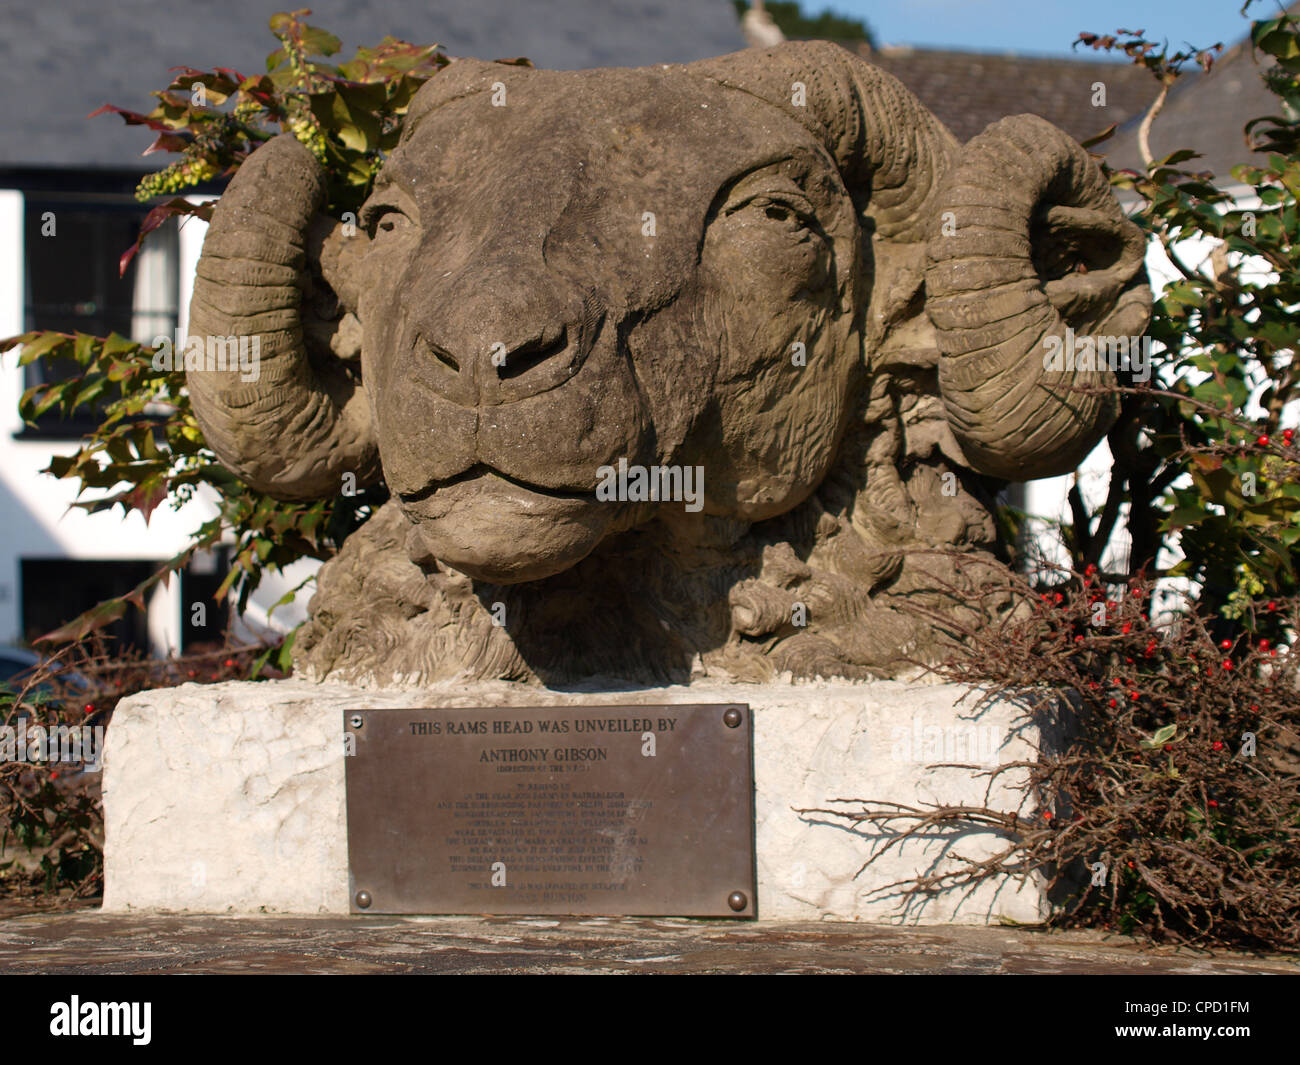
<box><xmin>839</xmin><ymin>41</ymin><xmax>1157</xmax><ymax>146</ymax></box>
<box><xmin>0</xmin><ymin>0</ymin><xmax>746</xmax><ymax>172</ymax></box>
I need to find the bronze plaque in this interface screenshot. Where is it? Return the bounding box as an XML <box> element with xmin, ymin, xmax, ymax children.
<box><xmin>343</xmin><ymin>704</ymin><xmax>755</xmax><ymax>917</ymax></box>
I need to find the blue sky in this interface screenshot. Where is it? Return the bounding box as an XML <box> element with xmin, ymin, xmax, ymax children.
<box><xmin>809</xmin><ymin>1</ymin><xmax>1280</xmax><ymax>58</ymax></box>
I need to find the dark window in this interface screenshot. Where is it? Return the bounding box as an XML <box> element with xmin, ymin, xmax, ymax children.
<box><xmin>21</xmin><ymin>197</ymin><xmax>179</xmax><ymax>437</ymax></box>
<box><xmin>180</xmin><ymin>548</ymin><xmax>233</xmax><ymax>652</ymax></box>
<box><xmin>21</xmin><ymin>558</ymin><xmax>157</xmax><ymax>655</ymax></box>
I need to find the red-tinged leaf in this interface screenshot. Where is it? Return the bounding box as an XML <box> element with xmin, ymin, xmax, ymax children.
<box><xmin>165</xmin><ymin>65</ymin><xmax>244</xmax><ymax>92</ymax></box>
<box><xmin>143</xmin><ymin>131</ymin><xmax>191</xmax><ymax>155</ymax></box>
<box><xmin>32</xmin><ymin>386</ymin><xmax>65</xmax><ymax>419</ymax></box>
<box><xmin>34</xmin><ymin>598</ymin><xmax>128</xmax><ymax>646</ymax></box>
<box><xmin>120</xmin><ymin>198</ymin><xmax>209</xmax><ymax>276</ymax></box>
<box><xmin>1081</xmin><ymin>123</ymin><xmax>1118</xmax><ymax>149</ymax></box>
<box><xmin>14</xmin><ymin>332</ymin><xmax>71</xmax><ymax>364</ymax></box>
<box><xmin>101</xmin><ymin>332</ymin><xmax>141</xmax><ymax>359</ymax></box>
<box><xmin>86</xmin><ymin>103</ymin><xmax>174</xmax><ymax>131</ymax></box>
<box><xmin>239</xmin><ymin>72</ymin><xmax>277</xmax><ymax>96</ymax></box>
<box><xmin>106</xmin><ymin>359</ymin><xmax>137</xmax><ymax>383</ymax></box>
<box><xmin>0</xmin><ymin>330</ymin><xmax>39</xmax><ymax>353</ymax></box>
<box><xmin>129</xmin><ymin>477</ymin><xmax>170</xmax><ymax>524</ymax></box>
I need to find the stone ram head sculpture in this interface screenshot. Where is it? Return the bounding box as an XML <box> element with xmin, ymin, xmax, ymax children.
<box><xmin>187</xmin><ymin>42</ymin><xmax>1151</xmax><ymax>685</ymax></box>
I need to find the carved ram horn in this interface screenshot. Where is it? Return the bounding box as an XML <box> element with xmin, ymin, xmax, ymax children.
<box><xmin>187</xmin><ymin>133</ymin><xmax>380</xmax><ymax>499</ymax></box>
<box><xmin>925</xmin><ymin>114</ymin><xmax>1152</xmax><ymax>480</ymax></box>
<box><xmin>692</xmin><ymin>45</ymin><xmax>1150</xmax><ymax>482</ymax></box>
<box><xmin>689</xmin><ymin>42</ymin><xmax>959</xmax><ymax>243</ymax></box>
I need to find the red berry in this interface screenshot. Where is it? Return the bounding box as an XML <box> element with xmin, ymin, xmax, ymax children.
<box><xmin>1208</xmin><ymin>800</ymin><xmax>1218</xmax><ymax>808</ymax></box>
<box><xmin>224</xmin><ymin>658</ymin><xmax>235</xmax><ymax>667</ymax></box>
<box><xmin>1222</xmin><ymin>660</ymin><xmax>1233</xmax><ymax>670</ymax></box>
<box><xmin>1267</xmin><ymin>601</ymin><xmax>1278</xmax><ymax>611</ymax></box>
<box><xmin>1258</xmin><ymin>639</ymin><xmax>1270</xmax><ymax>651</ymax></box>
<box><xmin>1220</xmin><ymin>639</ymin><xmax>1232</xmax><ymax>650</ymax></box>
<box><xmin>1121</xmin><ymin>622</ymin><xmax>1132</xmax><ymax>634</ymax></box>
<box><xmin>1283</xmin><ymin>428</ymin><xmax>1294</xmax><ymax>443</ymax></box>
<box><xmin>83</xmin><ymin>704</ymin><xmax>95</xmax><ymax>714</ymax></box>
<box><xmin>1075</xmin><ymin>635</ymin><xmax>1085</xmax><ymax>643</ymax></box>
<box><xmin>1163</xmin><ymin>744</ymin><xmax>1173</xmax><ymax>752</ymax></box>
<box><xmin>1256</xmin><ymin>434</ymin><xmax>1270</xmax><ymax>447</ymax></box>
<box><xmin>1109</xmin><ymin>698</ymin><xmax>1118</xmax><ymax>708</ymax></box>
<box><xmin>1212</xmin><ymin>741</ymin><xmax>1223</xmax><ymax>751</ymax></box>
<box><xmin>1085</xmin><ymin>564</ymin><xmax>1097</xmax><ymax>576</ymax></box>
<box><xmin>49</xmin><ymin>771</ymin><xmax>59</xmax><ymax>780</ymax></box>
<box><xmin>1129</xmin><ymin>691</ymin><xmax>1140</xmax><ymax>699</ymax></box>
<box><xmin>1043</xmin><ymin>811</ymin><xmax>1053</xmax><ymax>820</ymax></box>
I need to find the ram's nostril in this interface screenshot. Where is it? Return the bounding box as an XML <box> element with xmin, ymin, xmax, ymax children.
<box><xmin>431</xmin><ymin>345</ymin><xmax>460</xmax><ymax>372</ymax></box>
<box><xmin>497</xmin><ymin>327</ymin><xmax>569</xmax><ymax>380</ymax></box>
<box><xmin>414</xmin><ymin>335</ymin><xmax>460</xmax><ymax>372</ymax></box>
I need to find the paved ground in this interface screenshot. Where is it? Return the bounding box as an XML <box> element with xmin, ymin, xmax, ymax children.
<box><xmin>0</xmin><ymin>906</ymin><xmax>1295</xmax><ymax>973</ymax></box>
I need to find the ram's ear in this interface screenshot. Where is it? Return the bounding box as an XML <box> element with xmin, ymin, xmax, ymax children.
<box><xmin>304</xmin><ymin>215</ymin><xmax>370</xmax><ymax>363</ymax></box>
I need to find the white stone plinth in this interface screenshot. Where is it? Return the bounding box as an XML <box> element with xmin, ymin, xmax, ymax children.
<box><xmin>102</xmin><ymin>678</ymin><xmax>1052</xmax><ymax>923</ymax></box>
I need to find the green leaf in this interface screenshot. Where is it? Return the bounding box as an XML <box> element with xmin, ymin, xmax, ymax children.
<box><xmin>1140</xmin><ymin>723</ymin><xmax>1178</xmax><ymax>748</ymax></box>
<box><xmin>276</xmin><ymin>627</ymin><xmax>298</xmax><ymax>673</ymax></box>
<box><xmin>16</xmin><ymin>332</ymin><xmax>70</xmax><ymax>365</ymax></box>
<box><xmin>301</xmin><ymin>24</ymin><xmax>342</xmax><ymax>57</ymax></box>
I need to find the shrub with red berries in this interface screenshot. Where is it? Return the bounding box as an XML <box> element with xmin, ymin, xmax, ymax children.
<box><xmin>822</xmin><ymin>565</ymin><xmax>1299</xmax><ymax>950</ymax></box>
<box><xmin>940</xmin><ymin>570</ymin><xmax>1295</xmax><ymax>948</ymax></box>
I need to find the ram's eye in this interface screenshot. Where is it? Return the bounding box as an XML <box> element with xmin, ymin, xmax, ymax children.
<box><xmin>758</xmin><ymin>199</ymin><xmax>798</xmax><ymax>224</ymax></box>
<box><xmin>367</xmin><ymin>206</ymin><xmax>412</xmax><ymax>238</ymax></box>
<box><xmin>725</xmin><ymin>191</ymin><xmax>818</xmax><ymax>237</ymax></box>
<box><xmin>361</xmin><ymin>190</ymin><xmax>418</xmax><ymax>242</ymax></box>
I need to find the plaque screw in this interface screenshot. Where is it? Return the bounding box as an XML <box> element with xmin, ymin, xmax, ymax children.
<box><xmin>723</xmin><ymin>708</ymin><xmax>743</xmax><ymax>728</ymax></box>
<box><xmin>355</xmin><ymin>890</ymin><xmax>372</xmax><ymax>909</ymax></box>
<box><xmin>728</xmin><ymin>891</ymin><xmax>748</xmax><ymax>912</ymax></box>
<box><xmin>349</xmin><ymin>714</ymin><xmax>364</xmax><ymax>729</ymax></box>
